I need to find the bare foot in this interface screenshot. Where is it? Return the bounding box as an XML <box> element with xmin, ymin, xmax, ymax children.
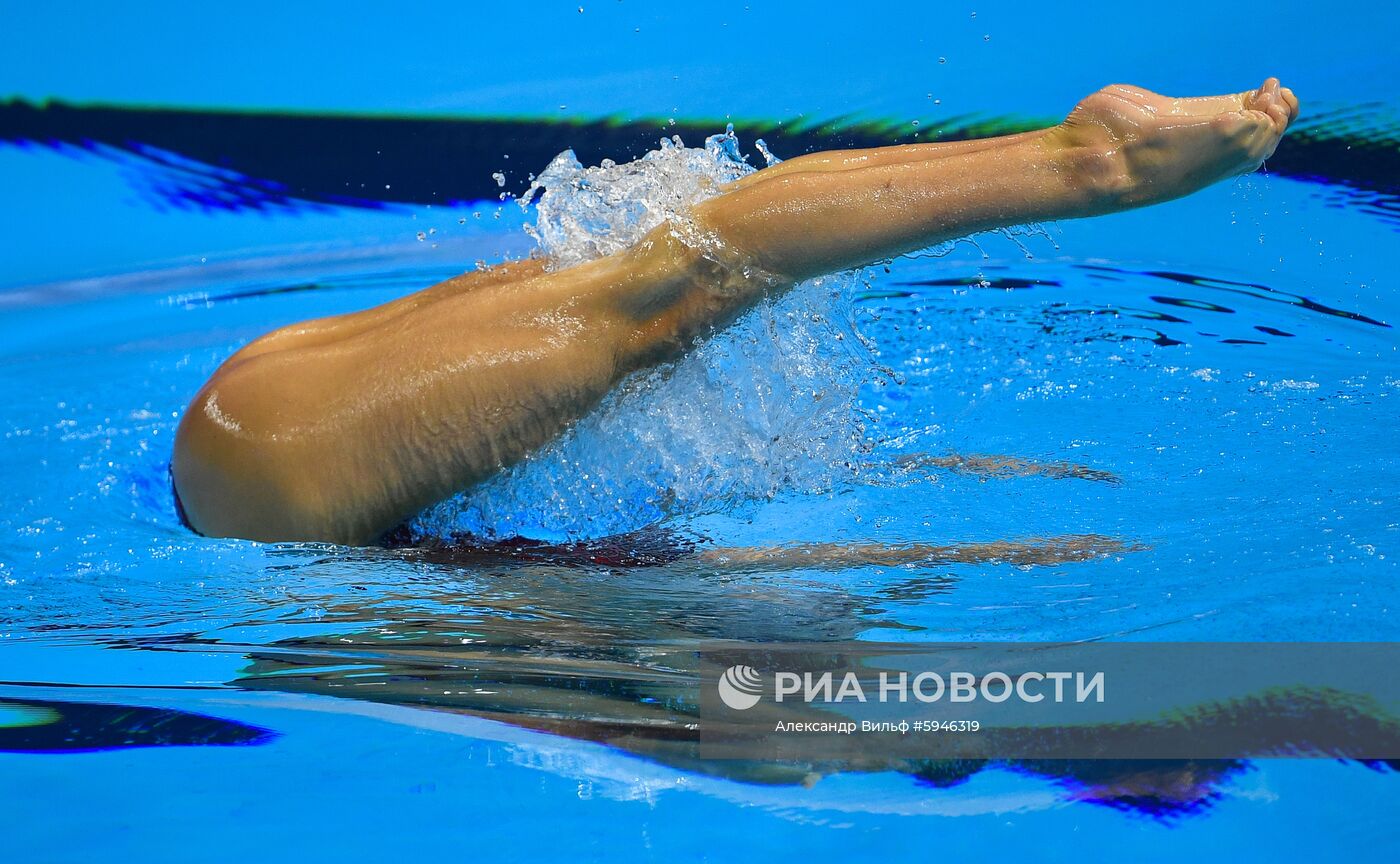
<box><xmin>1051</xmin><ymin>78</ymin><xmax>1299</xmax><ymax>210</ymax></box>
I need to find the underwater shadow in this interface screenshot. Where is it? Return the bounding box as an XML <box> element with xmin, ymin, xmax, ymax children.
<box><xmin>216</xmin><ymin>534</ymin><xmax>1400</xmax><ymax>822</ymax></box>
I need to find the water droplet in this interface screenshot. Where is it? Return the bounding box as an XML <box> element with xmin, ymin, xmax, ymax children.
<box><xmin>416</xmin><ymin>231</ymin><xmax>426</xmax><ymax>242</ymax></box>
<box><xmin>938</xmin><ymin>56</ymin><xmax>946</xmax><ymax>64</ymax></box>
<box><xmin>983</xmin><ymin>34</ymin><xmax>990</xmax><ymax>41</ymax></box>
<box><xmin>755</xmin><ymin>138</ymin><xmax>782</xmax><ymax>166</ymax></box>
<box><xmin>912</xmin><ymin>120</ymin><xmax>920</xmax><ymax>127</ymax></box>
<box><xmin>492</xmin><ymin>172</ymin><xmax>506</xmax><ymax>187</ymax></box>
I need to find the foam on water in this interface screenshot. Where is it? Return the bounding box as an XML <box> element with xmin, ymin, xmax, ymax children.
<box><xmin>518</xmin><ymin>130</ymin><xmax>752</xmax><ymax>267</ymax></box>
<box><xmin>412</xmin><ymin>130</ymin><xmax>884</xmax><ymax>541</ymax></box>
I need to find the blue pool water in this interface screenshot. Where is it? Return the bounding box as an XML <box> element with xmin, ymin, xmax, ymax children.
<box><xmin>3</xmin><ymin>2</ymin><xmax>1400</xmax><ymax>860</ymax></box>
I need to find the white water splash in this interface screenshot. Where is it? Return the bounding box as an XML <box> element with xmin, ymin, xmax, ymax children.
<box><xmin>518</xmin><ymin>127</ymin><xmax>754</xmax><ymax>268</ymax></box>
<box><xmin>413</xmin><ymin>129</ymin><xmax>883</xmax><ymax>542</ymax></box>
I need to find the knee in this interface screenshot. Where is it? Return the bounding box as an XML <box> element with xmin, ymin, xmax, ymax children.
<box><xmin>170</xmin><ymin>362</ymin><xmax>323</xmax><ymax>542</ymax></box>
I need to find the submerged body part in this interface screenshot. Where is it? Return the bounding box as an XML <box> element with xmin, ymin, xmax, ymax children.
<box><xmin>172</xmin><ymin>80</ymin><xmax>1298</xmax><ymax>545</ymax></box>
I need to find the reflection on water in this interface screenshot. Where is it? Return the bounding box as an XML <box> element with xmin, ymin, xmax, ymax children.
<box><xmin>0</xmin><ymin>696</ymin><xmax>275</xmax><ymax>754</ymax></box>
<box><xmin>894</xmin><ymin>263</ymin><xmax>1390</xmax><ymax>349</ymax></box>
<box><xmin>190</xmin><ymin>539</ymin><xmax>1395</xmax><ymax>819</ymax></box>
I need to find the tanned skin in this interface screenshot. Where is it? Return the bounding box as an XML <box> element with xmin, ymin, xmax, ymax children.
<box><xmin>172</xmin><ymin>80</ymin><xmax>1298</xmax><ymax>545</ymax></box>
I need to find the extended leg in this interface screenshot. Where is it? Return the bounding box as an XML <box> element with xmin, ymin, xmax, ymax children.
<box><xmin>721</xmin><ymin>130</ymin><xmax>1045</xmax><ymax>193</ymax></box>
<box><xmin>696</xmin><ymin>534</ymin><xmax>1138</xmax><ymax>572</ymax></box>
<box><xmin>893</xmin><ymin>452</ymin><xmax>1122</xmax><ymax>485</ymax></box>
<box><xmin>392</xmin><ymin>527</ymin><xmax>1136</xmax><ymax>572</ymax></box>
<box><xmin>173</xmin><ymin>80</ymin><xmax>1297</xmax><ymax>545</ymax></box>
<box><xmin>688</xmin><ymin>80</ymin><xmax>1297</xmax><ymax>283</ymax></box>
<box><xmin>222</xmin><ymin>258</ymin><xmax>548</xmax><ymax>369</ymax></box>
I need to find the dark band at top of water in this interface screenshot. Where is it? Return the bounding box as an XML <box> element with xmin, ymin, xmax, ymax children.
<box><xmin>3</xmin><ymin>99</ymin><xmax>1398</xmax><ymax>222</ymax></box>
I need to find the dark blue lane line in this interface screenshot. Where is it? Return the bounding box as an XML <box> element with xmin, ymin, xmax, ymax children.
<box><xmin>3</xmin><ymin>98</ymin><xmax>1398</xmax><ymax>221</ymax></box>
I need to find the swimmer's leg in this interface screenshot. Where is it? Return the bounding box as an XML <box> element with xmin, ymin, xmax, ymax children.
<box><xmin>174</xmin><ymin>80</ymin><xmax>1296</xmax><ymax>545</ymax></box>
<box><xmin>223</xmin><ymin>258</ymin><xmax>548</xmax><ymax>369</ymax></box>
<box><xmin>392</xmin><ymin>527</ymin><xmax>1134</xmax><ymax>572</ymax></box>
<box><xmin>722</xmin><ymin>130</ymin><xmax>1046</xmax><ymax>192</ymax></box>
<box><xmin>693</xmin><ymin>79</ymin><xmax>1297</xmax><ymax>282</ymax></box>
<box><xmin>729</xmin><ymin>81</ymin><xmax>1298</xmax><ymax>194</ymax></box>
<box><xmin>695</xmin><ymin>534</ymin><xmax>1139</xmax><ymax>572</ymax></box>
<box><xmin>761</xmin><ymin>78</ymin><xmax>1288</xmax><ymax>190</ymax></box>
<box><xmin>893</xmin><ymin>453</ymin><xmax>1122</xmax><ymax>485</ymax></box>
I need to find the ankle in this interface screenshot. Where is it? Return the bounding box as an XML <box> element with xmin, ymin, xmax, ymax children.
<box><xmin>1042</xmin><ymin>125</ymin><xmax>1134</xmax><ymax>213</ymax></box>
